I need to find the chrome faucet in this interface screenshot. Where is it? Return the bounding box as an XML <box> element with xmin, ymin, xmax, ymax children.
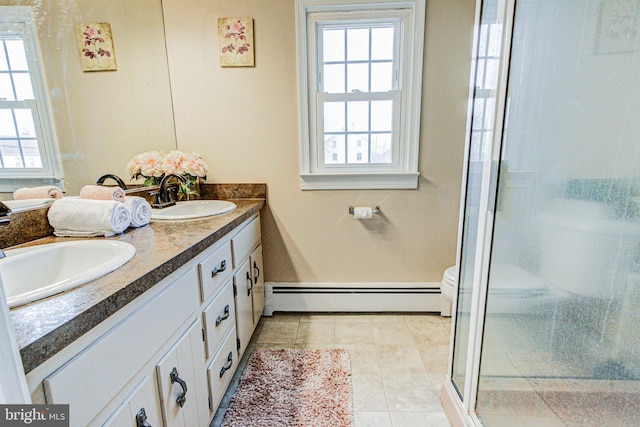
<box><xmin>96</xmin><ymin>174</ymin><xmax>128</xmax><ymax>190</ymax></box>
<box><xmin>152</xmin><ymin>174</ymin><xmax>187</xmax><ymax>208</ymax></box>
<box><xmin>0</xmin><ymin>200</ymin><xmax>11</xmax><ymax>259</ymax></box>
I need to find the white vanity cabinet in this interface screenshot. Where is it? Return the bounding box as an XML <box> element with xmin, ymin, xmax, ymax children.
<box><xmin>31</xmin><ymin>212</ymin><xmax>264</xmax><ymax>427</ymax></box>
<box><xmin>230</xmin><ymin>216</ymin><xmax>264</xmax><ymax>359</ymax></box>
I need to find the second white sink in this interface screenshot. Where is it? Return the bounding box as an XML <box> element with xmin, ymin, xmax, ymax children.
<box><xmin>150</xmin><ymin>200</ymin><xmax>236</xmax><ymax>220</ymax></box>
<box><xmin>1</xmin><ymin>240</ymin><xmax>136</xmax><ymax>308</ymax></box>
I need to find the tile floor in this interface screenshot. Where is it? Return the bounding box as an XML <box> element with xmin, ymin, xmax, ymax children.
<box><xmin>215</xmin><ymin>313</ymin><xmax>453</xmax><ymax>427</ymax></box>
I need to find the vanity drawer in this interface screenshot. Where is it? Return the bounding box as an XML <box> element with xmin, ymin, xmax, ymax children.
<box><xmin>198</xmin><ymin>241</ymin><xmax>233</xmax><ymax>302</ymax></box>
<box><xmin>231</xmin><ymin>215</ymin><xmax>260</xmax><ymax>268</ymax></box>
<box><xmin>206</xmin><ymin>327</ymin><xmax>238</xmax><ymax>413</ymax></box>
<box><xmin>202</xmin><ymin>281</ymin><xmax>235</xmax><ymax>359</ymax></box>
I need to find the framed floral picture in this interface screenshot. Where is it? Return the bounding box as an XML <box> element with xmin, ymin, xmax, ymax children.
<box><xmin>218</xmin><ymin>17</ymin><xmax>255</xmax><ymax>67</ymax></box>
<box><xmin>76</xmin><ymin>23</ymin><xmax>117</xmax><ymax>71</ymax></box>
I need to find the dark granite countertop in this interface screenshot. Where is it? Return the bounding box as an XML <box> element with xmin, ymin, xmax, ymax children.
<box><xmin>9</xmin><ymin>198</ymin><xmax>265</xmax><ymax>373</ymax></box>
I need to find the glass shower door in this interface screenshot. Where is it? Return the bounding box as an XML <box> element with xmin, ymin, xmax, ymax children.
<box><xmin>475</xmin><ymin>0</ymin><xmax>640</xmax><ymax>425</ymax></box>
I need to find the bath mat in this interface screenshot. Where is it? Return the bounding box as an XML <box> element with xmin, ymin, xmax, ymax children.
<box><xmin>221</xmin><ymin>348</ymin><xmax>353</xmax><ymax>427</ymax></box>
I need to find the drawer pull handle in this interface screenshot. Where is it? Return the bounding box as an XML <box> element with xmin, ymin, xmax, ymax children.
<box><xmin>170</xmin><ymin>367</ymin><xmax>188</xmax><ymax>408</ymax></box>
<box><xmin>136</xmin><ymin>408</ymin><xmax>152</xmax><ymax>427</ymax></box>
<box><xmin>253</xmin><ymin>261</ymin><xmax>261</xmax><ymax>282</ymax></box>
<box><xmin>246</xmin><ymin>271</ymin><xmax>253</xmax><ymax>296</ymax></box>
<box><xmin>211</xmin><ymin>260</ymin><xmax>227</xmax><ymax>278</ymax></box>
<box><xmin>219</xmin><ymin>352</ymin><xmax>234</xmax><ymax>378</ymax></box>
<box><xmin>215</xmin><ymin>305</ymin><xmax>231</xmax><ymax>326</ymax></box>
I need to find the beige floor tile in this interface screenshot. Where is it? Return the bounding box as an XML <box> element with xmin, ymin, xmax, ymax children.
<box><xmin>335</xmin><ymin>314</ymin><xmax>374</xmax><ymax>323</ymax></box>
<box><xmin>404</xmin><ymin>314</ymin><xmax>446</xmax><ymax>324</ymax></box>
<box><xmin>370</xmin><ymin>314</ymin><xmax>406</xmax><ymax>323</ymax></box>
<box><xmin>300</xmin><ymin>314</ymin><xmax>335</xmax><ymax>322</ymax></box>
<box><xmin>294</xmin><ymin>343</ymin><xmax>340</xmax><ymax>350</ymax></box>
<box><xmin>342</xmin><ymin>344</ymin><xmax>381</xmax><ymax>374</ymax></box>
<box><xmin>382</xmin><ymin>374</ymin><xmax>443</xmax><ymax>412</ymax></box>
<box><xmin>255</xmin><ymin>321</ymin><xmax>298</xmax><ymax>344</ymax></box>
<box><xmin>417</xmin><ymin>344</ymin><xmax>450</xmax><ymax>374</ymax></box>
<box><xmin>372</xmin><ymin>323</ymin><xmax>415</xmax><ymax>345</ymax></box>
<box><xmin>265</xmin><ymin>313</ymin><xmax>301</xmax><ymax>322</ymax></box>
<box><xmin>376</xmin><ymin>345</ymin><xmax>426</xmax><ymax>374</ymax></box>
<box><xmin>352</xmin><ymin>373</ymin><xmax>389</xmax><ymax>411</ymax></box>
<box><xmin>389</xmin><ymin>411</ymin><xmax>450</xmax><ymax>427</ymax></box>
<box><xmin>406</xmin><ymin>321</ymin><xmax>451</xmax><ymax>346</ymax></box>
<box><xmin>295</xmin><ymin>321</ymin><xmax>335</xmax><ymax>344</ymax></box>
<box><xmin>336</xmin><ymin>322</ymin><xmax>375</xmax><ymax>345</ymax></box>
<box><xmin>354</xmin><ymin>411</ymin><xmax>393</xmax><ymax>427</ymax></box>
<box><xmin>253</xmin><ymin>343</ymin><xmax>296</xmax><ymax>350</ymax></box>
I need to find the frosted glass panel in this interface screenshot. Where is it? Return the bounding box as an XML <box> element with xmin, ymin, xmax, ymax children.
<box><xmin>475</xmin><ymin>1</ymin><xmax>640</xmax><ymax>425</ymax></box>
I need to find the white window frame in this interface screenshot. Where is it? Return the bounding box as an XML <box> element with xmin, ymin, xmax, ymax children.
<box><xmin>296</xmin><ymin>0</ymin><xmax>425</xmax><ymax>190</ymax></box>
<box><xmin>0</xmin><ymin>7</ymin><xmax>64</xmax><ymax>192</ymax></box>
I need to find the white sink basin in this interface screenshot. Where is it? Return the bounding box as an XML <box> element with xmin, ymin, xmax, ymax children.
<box><xmin>150</xmin><ymin>200</ymin><xmax>236</xmax><ymax>220</ymax></box>
<box><xmin>1</xmin><ymin>240</ymin><xmax>136</xmax><ymax>308</ymax></box>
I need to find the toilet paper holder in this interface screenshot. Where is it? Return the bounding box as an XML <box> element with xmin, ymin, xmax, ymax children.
<box><xmin>348</xmin><ymin>206</ymin><xmax>380</xmax><ymax>215</ymax></box>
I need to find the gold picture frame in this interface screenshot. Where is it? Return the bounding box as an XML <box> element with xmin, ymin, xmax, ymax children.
<box><xmin>218</xmin><ymin>17</ymin><xmax>255</xmax><ymax>67</ymax></box>
<box><xmin>76</xmin><ymin>23</ymin><xmax>117</xmax><ymax>71</ymax></box>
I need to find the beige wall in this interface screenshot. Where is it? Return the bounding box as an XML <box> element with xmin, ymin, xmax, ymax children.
<box><xmin>163</xmin><ymin>0</ymin><xmax>475</xmax><ymax>283</ymax></box>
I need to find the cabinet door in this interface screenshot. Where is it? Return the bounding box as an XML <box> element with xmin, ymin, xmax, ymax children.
<box><xmin>103</xmin><ymin>376</ymin><xmax>161</xmax><ymax>427</ymax></box>
<box><xmin>233</xmin><ymin>258</ymin><xmax>254</xmax><ymax>357</ymax></box>
<box><xmin>250</xmin><ymin>245</ymin><xmax>264</xmax><ymax>326</ymax></box>
<box><xmin>156</xmin><ymin>319</ymin><xmax>208</xmax><ymax>427</ymax></box>
<box><xmin>202</xmin><ymin>281</ymin><xmax>235</xmax><ymax>359</ymax></box>
<box><xmin>206</xmin><ymin>327</ymin><xmax>238</xmax><ymax>414</ymax></box>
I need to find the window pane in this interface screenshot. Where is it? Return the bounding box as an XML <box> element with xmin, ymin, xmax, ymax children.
<box><xmin>0</xmin><ymin>74</ymin><xmax>15</xmax><ymax>100</ymax></box>
<box><xmin>370</xmin><ymin>133</ymin><xmax>392</xmax><ymax>163</ymax></box>
<box><xmin>371</xmin><ymin>100</ymin><xmax>393</xmax><ymax>131</ymax></box>
<box><xmin>0</xmin><ymin>110</ymin><xmax>16</xmax><ymax>137</ymax></box>
<box><xmin>324</xmin><ymin>134</ymin><xmax>345</xmax><ymax>164</ymax></box>
<box><xmin>5</xmin><ymin>40</ymin><xmax>28</xmax><ymax>71</ymax></box>
<box><xmin>21</xmin><ymin>139</ymin><xmax>42</xmax><ymax>168</ymax></box>
<box><xmin>347</xmin><ymin>63</ymin><xmax>369</xmax><ymax>92</ymax></box>
<box><xmin>347</xmin><ymin>101</ymin><xmax>369</xmax><ymax>131</ymax></box>
<box><xmin>324</xmin><ymin>102</ymin><xmax>345</xmax><ymax>132</ymax></box>
<box><xmin>371</xmin><ymin>62</ymin><xmax>393</xmax><ymax>92</ymax></box>
<box><xmin>347</xmin><ymin>28</ymin><xmax>369</xmax><ymax>61</ymax></box>
<box><xmin>323</xmin><ymin>29</ymin><xmax>345</xmax><ymax>62</ymax></box>
<box><xmin>323</xmin><ymin>63</ymin><xmax>345</xmax><ymax>93</ymax></box>
<box><xmin>347</xmin><ymin>134</ymin><xmax>369</xmax><ymax>163</ymax></box>
<box><xmin>14</xmin><ymin>109</ymin><xmax>36</xmax><ymax>137</ymax></box>
<box><xmin>0</xmin><ymin>139</ymin><xmax>23</xmax><ymax>167</ymax></box>
<box><xmin>13</xmin><ymin>73</ymin><xmax>33</xmax><ymax>100</ymax></box>
<box><xmin>0</xmin><ymin>43</ymin><xmax>8</xmax><ymax>70</ymax></box>
<box><xmin>371</xmin><ymin>27</ymin><xmax>394</xmax><ymax>60</ymax></box>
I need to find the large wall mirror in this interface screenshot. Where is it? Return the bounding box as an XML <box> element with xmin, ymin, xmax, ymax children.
<box><xmin>0</xmin><ymin>0</ymin><xmax>177</xmax><ymax>198</ymax></box>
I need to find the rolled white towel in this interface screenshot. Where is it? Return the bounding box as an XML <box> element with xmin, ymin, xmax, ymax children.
<box><xmin>124</xmin><ymin>196</ymin><xmax>152</xmax><ymax>227</ymax></box>
<box><xmin>79</xmin><ymin>185</ymin><xmax>126</xmax><ymax>202</ymax></box>
<box><xmin>13</xmin><ymin>185</ymin><xmax>63</xmax><ymax>200</ymax></box>
<box><xmin>47</xmin><ymin>198</ymin><xmax>131</xmax><ymax>237</ymax></box>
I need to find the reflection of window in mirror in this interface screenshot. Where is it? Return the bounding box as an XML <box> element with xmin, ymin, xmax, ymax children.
<box><xmin>0</xmin><ymin>7</ymin><xmax>63</xmax><ymax>193</ymax></box>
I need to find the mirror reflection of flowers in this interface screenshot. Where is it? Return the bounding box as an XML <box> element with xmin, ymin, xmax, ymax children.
<box><xmin>126</xmin><ymin>150</ymin><xmax>208</xmax><ymax>199</ymax></box>
<box><xmin>126</xmin><ymin>150</ymin><xmax>165</xmax><ymax>186</ymax></box>
<box><xmin>221</xmin><ymin>20</ymin><xmax>251</xmax><ymax>57</ymax></box>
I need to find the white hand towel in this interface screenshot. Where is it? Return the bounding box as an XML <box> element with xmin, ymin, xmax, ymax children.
<box><xmin>79</xmin><ymin>185</ymin><xmax>126</xmax><ymax>202</ymax></box>
<box><xmin>47</xmin><ymin>198</ymin><xmax>131</xmax><ymax>237</ymax></box>
<box><xmin>13</xmin><ymin>185</ymin><xmax>63</xmax><ymax>200</ymax></box>
<box><xmin>124</xmin><ymin>196</ymin><xmax>152</xmax><ymax>227</ymax></box>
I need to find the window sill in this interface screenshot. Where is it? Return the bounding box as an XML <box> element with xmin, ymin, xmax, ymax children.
<box><xmin>300</xmin><ymin>172</ymin><xmax>419</xmax><ymax>190</ymax></box>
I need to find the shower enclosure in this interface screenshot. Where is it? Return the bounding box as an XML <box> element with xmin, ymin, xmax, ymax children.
<box><xmin>443</xmin><ymin>0</ymin><xmax>640</xmax><ymax>425</ymax></box>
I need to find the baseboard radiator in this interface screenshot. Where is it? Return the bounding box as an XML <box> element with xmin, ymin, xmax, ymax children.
<box><xmin>264</xmin><ymin>282</ymin><xmax>442</xmax><ymax>315</ymax></box>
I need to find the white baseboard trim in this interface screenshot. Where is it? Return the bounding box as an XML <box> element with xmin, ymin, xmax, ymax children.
<box><xmin>264</xmin><ymin>281</ymin><xmax>442</xmax><ymax>315</ymax></box>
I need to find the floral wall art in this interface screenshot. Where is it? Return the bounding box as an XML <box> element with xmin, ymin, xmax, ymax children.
<box><xmin>76</xmin><ymin>23</ymin><xmax>117</xmax><ymax>71</ymax></box>
<box><xmin>218</xmin><ymin>17</ymin><xmax>255</xmax><ymax>67</ymax></box>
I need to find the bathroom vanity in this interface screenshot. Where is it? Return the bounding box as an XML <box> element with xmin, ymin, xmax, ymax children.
<box><xmin>7</xmin><ymin>192</ymin><xmax>265</xmax><ymax>427</ymax></box>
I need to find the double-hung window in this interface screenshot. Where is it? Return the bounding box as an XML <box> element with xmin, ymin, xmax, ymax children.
<box><xmin>0</xmin><ymin>7</ymin><xmax>63</xmax><ymax>192</ymax></box>
<box><xmin>296</xmin><ymin>0</ymin><xmax>425</xmax><ymax>190</ymax></box>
